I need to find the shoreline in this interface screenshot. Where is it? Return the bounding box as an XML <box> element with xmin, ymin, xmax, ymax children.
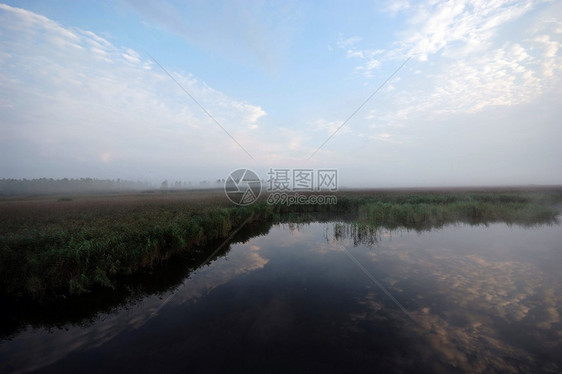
<box><xmin>1</xmin><ymin>188</ymin><xmax>560</xmax><ymax>301</ymax></box>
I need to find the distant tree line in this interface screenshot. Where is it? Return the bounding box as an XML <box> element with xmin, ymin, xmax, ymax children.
<box><xmin>0</xmin><ymin>178</ymin><xmax>232</xmax><ymax>196</ymax></box>
<box><xmin>0</xmin><ymin>178</ymin><xmax>153</xmax><ymax>196</ymax></box>
<box><xmin>159</xmin><ymin>179</ymin><xmax>226</xmax><ymax>190</ymax></box>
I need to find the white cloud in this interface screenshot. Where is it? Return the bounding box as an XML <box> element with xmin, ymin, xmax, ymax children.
<box><xmin>343</xmin><ymin>0</ymin><xmax>551</xmax><ymax>73</ymax></box>
<box><xmin>0</xmin><ymin>4</ymin><xmax>271</xmax><ymax>180</ymax></box>
<box><xmin>416</xmin><ymin>42</ymin><xmax>544</xmax><ymax>114</ymax></box>
<box><xmin>367</xmin><ymin>132</ymin><xmax>402</xmax><ymax>143</ymax></box>
<box><xmin>308</xmin><ymin>118</ymin><xmax>354</xmax><ymax>151</ymax></box>
<box><xmin>398</xmin><ymin>0</ymin><xmax>539</xmax><ymax>60</ymax></box>
<box><xmin>534</xmin><ymin>34</ymin><xmax>561</xmax><ymax>77</ymax></box>
<box><xmin>122</xmin><ymin>49</ymin><xmax>141</xmax><ymax>64</ymax></box>
<box><xmin>310</xmin><ymin>1</ymin><xmax>562</xmax><ymax>185</ymax></box>
<box><xmin>340</xmin><ymin>0</ymin><xmax>561</xmax><ymax>118</ymax></box>
<box><xmin>384</xmin><ymin>0</ymin><xmax>411</xmax><ymax>16</ymax></box>
<box><xmin>336</xmin><ymin>35</ymin><xmax>362</xmax><ymax>49</ymax></box>
<box><xmin>231</xmin><ymin>101</ymin><xmax>267</xmax><ymax>126</ymax></box>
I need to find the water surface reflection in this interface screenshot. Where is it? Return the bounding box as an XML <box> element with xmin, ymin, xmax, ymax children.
<box><xmin>1</xmin><ymin>221</ymin><xmax>561</xmax><ymax>373</ymax></box>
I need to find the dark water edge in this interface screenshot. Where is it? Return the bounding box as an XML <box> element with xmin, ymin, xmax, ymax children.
<box><xmin>1</xmin><ymin>212</ymin><xmax>561</xmax><ymax>373</ymax></box>
<box><xmin>0</xmin><ymin>219</ymin><xmax>275</xmax><ymax>341</ymax></box>
<box><xmin>0</xmin><ymin>209</ymin><xmax>558</xmax><ymax>341</ymax></box>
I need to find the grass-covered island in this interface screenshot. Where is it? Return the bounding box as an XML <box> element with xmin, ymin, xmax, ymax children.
<box><xmin>0</xmin><ymin>187</ymin><xmax>560</xmax><ymax>301</ymax></box>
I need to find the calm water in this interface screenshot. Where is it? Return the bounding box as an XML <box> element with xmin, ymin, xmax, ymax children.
<box><xmin>1</xmin><ymin>221</ymin><xmax>561</xmax><ymax>373</ymax></box>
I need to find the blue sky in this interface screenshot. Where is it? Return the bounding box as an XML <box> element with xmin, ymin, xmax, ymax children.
<box><xmin>1</xmin><ymin>1</ymin><xmax>561</xmax><ymax>186</ymax></box>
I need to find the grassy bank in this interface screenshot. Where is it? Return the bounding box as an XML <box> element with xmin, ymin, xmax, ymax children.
<box><xmin>0</xmin><ymin>188</ymin><xmax>560</xmax><ymax>300</ymax></box>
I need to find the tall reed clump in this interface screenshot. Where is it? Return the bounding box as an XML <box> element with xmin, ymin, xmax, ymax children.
<box><xmin>347</xmin><ymin>191</ymin><xmax>560</xmax><ymax>230</ymax></box>
<box><xmin>0</xmin><ymin>199</ymin><xmax>285</xmax><ymax>300</ymax></box>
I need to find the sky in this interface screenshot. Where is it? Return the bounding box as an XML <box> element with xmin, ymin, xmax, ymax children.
<box><xmin>0</xmin><ymin>0</ymin><xmax>561</xmax><ymax>187</ymax></box>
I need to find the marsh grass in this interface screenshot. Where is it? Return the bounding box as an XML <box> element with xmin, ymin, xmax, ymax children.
<box><xmin>0</xmin><ymin>188</ymin><xmax>560</xmax><ymax>300</ymax></box>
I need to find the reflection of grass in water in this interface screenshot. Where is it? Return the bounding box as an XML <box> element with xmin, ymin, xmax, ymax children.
<box><xmin>0</xmin><ymin>229</ymin><xmax>247</xmax><ymax>340</ymax></box>
<box><xmin>0</xmin><ymin>189</ymin><xmax>560</xmax><ymax>300</ymax></box>
<box><xmin>334</xmin><ymin>191</ymin><xmax>561</xmax><ymax>246</ymax></box>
